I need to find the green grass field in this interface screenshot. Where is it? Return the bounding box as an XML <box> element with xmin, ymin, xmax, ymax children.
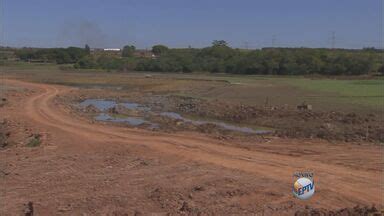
<box><xmin>167</xmin><ymin>73</ymin><xmax>383</xmax><ymax>110</ymax></box>
<box><xmin>2</xmin><ymin>61</ymin><xmax>383</xmax><ymax>114</ymax></box>
<box><xmin>282</xmin><ymin>78</ymin><xmax>383</xmax><ymax>108</ymax></box>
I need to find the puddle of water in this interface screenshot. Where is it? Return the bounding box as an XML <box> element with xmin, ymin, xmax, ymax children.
<box><xmin>121</xmin><ymin>102</ymin><xmax>142</xmax><ymax>110</ymax></box>
<box><xmin>95</xmin><ymin>113</ymin><xmax>158</xmax><ymax>128</ymax></box>
<box><xmin>160</xmin><ymin>112</ymin><xmax>271</xmax><ymax>134</ymax></box>
<box><xmin>80</xmin><ymin>99</ymin><xmax>272</xmax><ymax>134</ymax></box>
<box><xmin>160</xmin><ymin>112</ymin><xmax>184</xmax><ymax>120</ymax></box>
<box><xmin>80</xmin><ymin>99</ymin><xmax>116</xmax><ymax>111</ymax></box>
<box><xmin>80</xmin><ymin>99</ymin><xmax>147</xmax><ymax>111</ymax></box>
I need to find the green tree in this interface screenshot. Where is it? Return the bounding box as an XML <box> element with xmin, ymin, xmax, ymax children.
<box><xmin>152</xmin><ymin>45</ymin><xmax>169</xmax><ymax>56</ymax></box>
<box><xmin>85</xmin><ymin>44</ymin><xmax>91</xmax><ymax>55</ymax></box>
<box><xmin>378</xmin><ymin>65</ymin><xmax>384</xmax><ymax>75</ymax></box>
<box><xmin>15</xmin><ymin>49</ymin><xmax>36</xmax><ymax>61</ymax></box>
<box><xmin>122</xmin><ymin>45</ymin><xmax>136</xmax><ymax>57</ymax></box>
<box><xmin>212</xmin><ymin>40</ymin><xmax>228</xmax><ymax>47</ymax></box>
<box><xmin>55</xmin><ymin>51</ymin><xmax>72</xmax><ymax>64</ymax></box>
<box><xmin>74</xmin><ymin>56</ymin><xmax>97</xmax><ymax>69</ymax></box>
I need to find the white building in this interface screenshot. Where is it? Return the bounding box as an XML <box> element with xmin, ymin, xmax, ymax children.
<box><xmin>103</xmin><ymin>48</ymin><xmax>121</xmax><ymax>51</ymax></box>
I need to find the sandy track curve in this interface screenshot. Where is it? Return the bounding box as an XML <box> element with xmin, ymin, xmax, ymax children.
<box><xmin>5</xmin><ymin>79</ymin><xmax>382</xmax><ymax>208</ymax></box>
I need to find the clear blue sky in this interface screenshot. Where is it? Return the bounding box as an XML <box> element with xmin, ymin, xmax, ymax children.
<box><xmin>2</xmin><ymin>0</ymin><xmax>382</xmax><ymax>49</ymax></box>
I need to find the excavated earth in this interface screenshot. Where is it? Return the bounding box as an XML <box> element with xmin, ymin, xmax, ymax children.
<box><xmin>0</xmin><ymin>79</ymin><xmax>382</xmax><ymax>215</ymax></box>
<box><xmin>60</xmin><ymin>87</ymin><xmax>384</xmax><ymax>143</ymax></box>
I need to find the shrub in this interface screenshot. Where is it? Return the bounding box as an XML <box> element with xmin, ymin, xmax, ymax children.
<box><xmin>27</xmin><ymin>134</ymin><xmax>41</xmax><ymax>147</ymax></box>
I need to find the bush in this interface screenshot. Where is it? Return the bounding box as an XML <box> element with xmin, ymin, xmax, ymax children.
<box><xmin>74</xmin><ymin>56</ymin><xmax>98</xmax><ymax>69</ymax></box>
<box><xmin>152</xmin><ymin>45</ymin><xmax>169</xmax><ymax>56</ymax></box>
<box><xmin>122</xmin><ymin>45</ymin><xmax>136</xmax><ymax>57</ymax></box>
<box><xmin>27</xmin><ymin>134</ymin><xmax>41</xmax><ymax>147</ymax></box>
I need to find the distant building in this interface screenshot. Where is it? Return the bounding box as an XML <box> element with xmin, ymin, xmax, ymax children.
<box><xmin>103</xmin><ymin>48</ymin><xmax>121</xmax><ymax>52</ymax></box>
<box><xmin>90</xmin><ymin>48</ymin><xmax>155</xmax><ymax>58</ymax></box>
<box><xmin>90</xmin><ymin>48</ymin><xmax>122</xmax><ymax>57</ymax></box>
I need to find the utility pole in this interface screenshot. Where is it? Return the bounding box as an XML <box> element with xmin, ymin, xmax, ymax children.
<box><xmin>331</xmin><ymin>31</ymin><xmax>336</xmax><ymax>49</ymax></box>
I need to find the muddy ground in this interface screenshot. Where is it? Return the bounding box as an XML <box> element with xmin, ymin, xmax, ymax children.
<box><xmin>57</xmin><ymin>87</ymin><xmax>384</xmax><ymax>143</ymax></box>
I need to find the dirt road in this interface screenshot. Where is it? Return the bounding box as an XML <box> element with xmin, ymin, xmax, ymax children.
<box><xmin>0</xmin><ymin>79</ymin><xmax>382</xmax><ymax>215</ymax></box>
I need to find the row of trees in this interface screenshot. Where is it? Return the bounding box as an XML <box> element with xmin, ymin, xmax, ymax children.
<box><xmin>14</xmin><ymin>41</ymin><xmax>384</xmax><ymax>75</ymax></box>
<box><xmin>121</xmin><ymin>44</ymin><xmax>169</xmax><ymax>57</ymax></box>
<box><xmin>15</xmin><ymin>46</ymin><xmax>89</xmax><ymax>64</ymax></box>
<box><xmin>74</xmin><ymin>55</ymin><xmax>134</xmax><ymax>70</ymax></box>
<box><xmin>135</xmin><ymin>42</ymin><xmax>383</xmax><ymax>75</ymax></box>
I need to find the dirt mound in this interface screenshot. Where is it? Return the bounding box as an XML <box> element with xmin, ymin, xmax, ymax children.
<box><xmin>161</xmin><ymin>95</ymin><xmax>384</xmax><ymax>142</ymax></box>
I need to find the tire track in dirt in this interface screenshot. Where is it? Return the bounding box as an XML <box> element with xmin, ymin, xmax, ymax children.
<box><xmin>6</xmin><ymin>79</ymin><xmax>381</xmax><ymax>207</ymax></box>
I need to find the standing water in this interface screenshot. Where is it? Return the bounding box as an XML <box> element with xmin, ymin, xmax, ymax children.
<box><xmin>79</xmin><ymin>99</ymin><xmax>272</xmax><ymax>134</ymax></box>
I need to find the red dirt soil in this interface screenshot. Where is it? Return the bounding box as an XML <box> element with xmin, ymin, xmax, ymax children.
<box><xmin>0</xmin><ymin>79</ymin><xmax>382</xmax><ymax>215</ymax></box>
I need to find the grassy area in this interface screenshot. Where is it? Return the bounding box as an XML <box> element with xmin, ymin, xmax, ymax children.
<box><xmin>174</xmin><ymin>74</ymin><xmax>383</xmax><ymax>110</ymax></box>
<box><xmin>2</xmin><ymin>62</ymin><xmax>383</xmax><ymax>114</ymax></box>
<box><xmin>282</xmin><ymin>78</ymin><xmax>384</xmax><ymax>108</ymax></box>
<box><xmin>190</xmin><ymin>74</ymin><xmax>381</xmax><ymax>109</ymax></box>
<box><xmin>283</xmin><ymin>78</ymin><xmax>383</xmax><ymax>97</ymax></box>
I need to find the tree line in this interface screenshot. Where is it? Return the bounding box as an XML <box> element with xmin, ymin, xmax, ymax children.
<box><xmin>14</xmin><ymin>46</ymin><xmax>89</xmax><ymax>64</ymax></box>
<box><xmin>13</xmin><ymin>41</ymin><xmax>384</xmax><ymax>75</ymax></box>
<box><xmin>135</xmin><ymin>41</ymin><xmax>383</xmax><ymax>75</ymax></box>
